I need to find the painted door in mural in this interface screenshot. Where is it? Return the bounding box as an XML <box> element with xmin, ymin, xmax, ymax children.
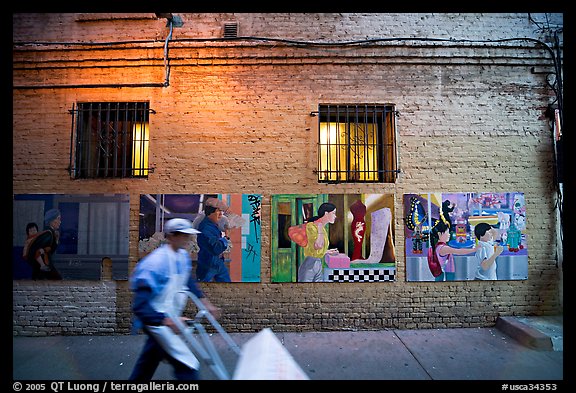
<box><xmin>271</xmin><ymin>194</ymin><xmax>324</xmax><ymax>283</ymax></box>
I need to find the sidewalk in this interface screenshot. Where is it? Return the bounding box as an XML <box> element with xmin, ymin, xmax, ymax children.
<box><xmin>12</xmin><ymin>316</ymin><xmax>563</xmax><ymax>381</ymax></box>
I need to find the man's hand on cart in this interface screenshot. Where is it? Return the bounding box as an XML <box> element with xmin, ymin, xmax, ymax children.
<box><xmin>162</xmin><ymin>316</ymin><xmax>190</xmax><ymax>334</ymax></box>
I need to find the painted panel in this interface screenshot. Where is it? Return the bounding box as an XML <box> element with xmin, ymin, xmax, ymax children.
<box><xmin>404</xmin><ymin>192</ymin><xmax>528</xmax><ymax>282</ymax></box>
<box><xmin>138</xmin><ymin>193</ymin><xmax>262</xmax><ymax>283</ymax></box>
<box><xmin>271</xmin><ymin>194</ymin><xmax>396</xmax><ymax>283</ymax></box>
<box><xmin>13</xmin><ymin>194</ymin><xmax>130</xmax><ymax>280</ymax></box>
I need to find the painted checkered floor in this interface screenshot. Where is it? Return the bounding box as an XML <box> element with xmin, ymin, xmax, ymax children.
<box><xmin>326</xmin><ymin>268</ymin><xmax>395</xmax><ymax>282</ymax></box>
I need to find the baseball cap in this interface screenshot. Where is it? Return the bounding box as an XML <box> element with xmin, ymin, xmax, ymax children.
<box><xmin>164</xmin><ymin>218</ymin><xmax>201</xmax><ymax>234</ymax></box>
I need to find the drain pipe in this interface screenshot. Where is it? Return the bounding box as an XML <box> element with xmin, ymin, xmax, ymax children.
<box><xmin>13</xmin><ymin>14</ymin><xmax>184</xmax><ymax>90</ymax></box>
<box><xmin>162</xmin><ymin>17</ymin><xmax>174</xmax><ymax>87</ymax></box>
<box><xmin>157</xmin><ymin>13</ymin><xmax>184</xmax><ymax>87</ymax></box>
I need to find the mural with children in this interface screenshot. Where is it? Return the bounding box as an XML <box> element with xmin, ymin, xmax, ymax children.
<box><xmin>404</xmin><ymin>192</ymin><xmax>528</xmax><ymax>282</ymax></box>
<box><xmin>271</xmin><ymin>193</ymin><xmax>396</xmax><ymax>283</ymax></box>
<box><xmin>13</xmin><ymin>193</ymin><xmax>130</xmax><ymax>280</ymax></box>
<box><xmin>138</xmin><ymin>193</ymin><xmax>262</xmax><ymax>283</ymax></box>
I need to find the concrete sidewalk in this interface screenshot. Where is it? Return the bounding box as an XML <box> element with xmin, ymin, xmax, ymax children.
<box><xmin>12</xmin><ymin>316</ymin><xmax>563</xmax><ymax>381</ymax></box>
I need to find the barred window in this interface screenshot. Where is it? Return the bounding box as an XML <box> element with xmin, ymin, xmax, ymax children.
<box><xmin>317</xmin><ymin>104</ymin><xmax>398</xmax><ymax>183</ymax></box>
<box><xmin>69</xmin><ymin>102</ymin><xmax>152</xmax><ymax>179</ymax></box>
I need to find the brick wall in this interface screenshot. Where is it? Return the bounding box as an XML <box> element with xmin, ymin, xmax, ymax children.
<box><xmin>12</xmin><ymin>13</ymin><xmax>563</xmax><ymax>335</ymax></box>
<box><xmin>13</xmin><ymin>281</ymin><xmax>118</xmax><ymax>336</ymax></box>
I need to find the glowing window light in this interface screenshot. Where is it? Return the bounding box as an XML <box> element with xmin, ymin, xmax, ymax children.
<box><xmin>132</xmin><ymin>122</ymin><xmax>149</xmax><ymax>177</ymax></box>
<box><xmin>319</xmin><ymin>122</ymin><xmax>378</xmax><ymax>182</ymax></box>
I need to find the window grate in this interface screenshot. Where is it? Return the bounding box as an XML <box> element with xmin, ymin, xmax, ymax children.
<box><xmin>317</xmin><ymin>104</ymin><xmax>398</xmax><ymax>183</ymax></box>
<box><xmin>69</xmin><ymin>102</ymin><xmax>153</xmax><ymax>179</ymax></box>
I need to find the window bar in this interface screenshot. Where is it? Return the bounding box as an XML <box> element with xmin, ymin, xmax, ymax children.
<box><xmin>384</xmin><ymin>107</ymin><xmax>392</xmax><ymax>182</ymax></box>
<box><xmin>111</xmin><ymin>102</ymin><xmax>117</xmax><ymax>177</ymax></box>
<box><xmin>137</xmin><ymin>103</ymin><xmax>147</xmax><ymax>177</ymax></box>
<box><xmin>364</xmin><ymin>105</ymin><xmax>369</xmax><ymax>181</ymax></box>
<box><xmin>337</xmin><ymin>105</ymin><xmax>343</xmax><ymax>182</ymax></box>
<box><xmin>317</xmin><ymin>107</ymin><xmax>321</xmax><ymax>181</ymax></box>
<box><xmin>362</xmin><ymin>106</ymin><xmax>365</xmax><ymax>181</ymax></box>
<box><xmin>94</xmin><ymin>103</ymin><xmax>102</xmax><ymax>177</ymax></box>
<box><xmin>377</xmin><ymin>106</ymin><xmax>382</xmax><ymax>181</ymax></box>
<box><xmin>136</xmin><ymin>103</ymin><xmax>146</xmax><ymax>177</ymax></box>
<box><xmin>354</xmin><ymin>105</ymin><xmax>361</xmax><ymax>182</ymax></box>
<box><xmin>346</xmin><ymin>105</ymin><xmax>351</xmax><ymax>182</ymax></box>
<box><xmin>370</xmin><ymin>105</ymin><xmax>375</xmax><ymax>181</ymax></box>
<box><xmin>130</xmin><ymin>103</ymin><xmax>136</xmax><ymax>177</ymax></box>
<box><xmin>391</xmin><ymin>107</ymin><xmax>398</xmax><ymax>182</ymax></box>
<box><xmin>87</xmin><ymin>104</ymin><xmax>95</xmax><ymax>178</ymax></box>
<box><xmin>367</xmin><ymin>105</ymin><xmax>373</xmax><ymax>181</ymax></box>
<box><xmin>371</xmin><ymin>104</ymin><xmax>377</xmax><ymax>182</ymax></box>
<box><xmin>329</xmin><ymin>105</ymin><xmax>332</xmax><ymax>181</ymax></box>
<box><xmin>347</xmin><ymin>105</ymin><xmax>351</xmax><ymax>182</ymax></box>
<box><xmin>131</xmin><ymin>103</ymin><xmax>138</xmax><ymax>177</ymax></box>
<box><xmin>76</xmin><ymin>105</ymin><xmax>84</xmax><ymax>178</ymax></box>
<box><xmin>69</xmin><ymin>104</ymin><xmax>76</xmax><ymax>178</ymax></box>
<box><xmin>358</xmin><ymin>105</ymin><xmax>363</xmax><ymax>181</ymax></box>
<box><xmin>140</xmin><ymin>104</ymin><xmax>150</xmax><ymax>176</ymax></box>
<box><xmin>80</xmin><ymin>104</ymin><xmax>87</xmax><ymax>178</ymax></box>
<box><xmin>378</xmin><ymin>106</ymin><xmax>383</xmax><ymax>181</ymax></box>
<box><xmin>354</xmin><ymin>105</ymin><xmax>366</xmax><ymax>181</ymax></box>
<box><xmin>112</xmin><ymin>103</ymin><xmax>119</xmax><ymax>177</ymax></box>
<box><xmin>330</xmin><ymin>105</ymin><xmax>335</xmax><ymax>181</ymax></box>
<box><xmin>140</xmin><ymin>103</ymin><xmax>145</xmax><ymax>176</ymax></box>
<box><xmin>344</xmin><ymin>105</ymin><xmax>350</xmax><ymax>182</ymax></box>
<box><xmin>336</xmin><ymin>105</ymin><xmax>341</xmax><ymax>181</ymax></box>
<box><xmin>363</xmin><ymin>105</ymin><xmax>369</xmax><ymax>182</ymax></box>
<box><xmin>330</xmin><ymin>105</ymin><xmax>336</xmax><ymax>182</ymax></box>
<box><xmin>380</xmin><ymin>107</ymin><xmax>387</xmax><ymax>182</ymax></box>
<box><xmin>120</xmin><ymin>104</ymin><xmax>128</xmax><ymax>178</ymax></box>
<box><xmin>326</xmin><ymin>105</ymin><xmax>332</xmax><ymax>182</ymax></box>
<box><xmin>99</xmin><ymin>103</ymin><xmax>105</xmax><ymax>177</ymax></box>
<box><xmin>382</xmin><ymin>108</ymin><xmax>392</xmax><ymax>181</ymax></box>
<box><xmin>320</xmin><ymin>104</ymin><xmax>330</xmax><ymax>181</ymax></box>
<box><xmin>104</xmin><ymin>103</ymin><xmax>112</xmax><ymax>177</ymax></box>
<box><xmin>117</xmin><ymin>103</ymin><xmax>125</xmax><ymax>177</ymax></box>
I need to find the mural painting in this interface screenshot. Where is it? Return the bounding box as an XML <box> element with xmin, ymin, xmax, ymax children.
<box><xmin>139</xmin><ymin>194</ymin><xmax>262</xmax><ymax>283</ymax></box>
<box><xmin>271</xmin><ymin>194</ymin><xmax>395</xmax><ymax>283</ymax></box>
<box><xmin>13</xmin><ymin>194</ymin><xmax>130</xmax><ymax>280</ymax></box>
<box><xmin>404</xmin><ymin>192</ymin><xmax>528</xmax><ymax>282</ymax></box>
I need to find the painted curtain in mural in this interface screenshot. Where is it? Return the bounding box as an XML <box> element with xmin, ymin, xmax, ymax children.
<box><xmin>13</xmin><ymin>194</ymin><xmax>130</xmax><ymax>280</ymax></box>
<box><xmin>404</xmin><ymin>192</ymin><xmax>528</xmax><ymax>282</ymax></box>
<box><xmin>139</xmin><ymin>194</ymin><xmax>262</xmax><ymax>283</ymax></box>
<box><xmin>271</xmin><ymin>194</ymin><xmax>395</xmax><ymax>283</ymax></box>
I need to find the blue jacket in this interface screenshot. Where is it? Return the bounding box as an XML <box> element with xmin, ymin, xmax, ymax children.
<box><xmin>197</xmin><ymin>216</ymin><xmax>228</xmax><ymax>269</ymax></box>
<box><xmin>130</xmin><ymin>244</ymin><xmax>204</xmax><ymax>327</ymax></box>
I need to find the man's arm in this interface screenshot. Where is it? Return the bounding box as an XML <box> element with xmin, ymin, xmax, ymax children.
<box><xmin>132</xmin><ymin>286</ymin><xmax>166</xmax><ymax>326</ymax></box>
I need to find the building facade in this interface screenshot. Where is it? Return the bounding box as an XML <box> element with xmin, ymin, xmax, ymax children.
<box><xmin>12</xmin><ymin>13</ymin><xmax>564</xmax><ymax>335</ymax></box>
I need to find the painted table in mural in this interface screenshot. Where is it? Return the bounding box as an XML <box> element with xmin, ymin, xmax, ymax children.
<box><xmin>405</xmin><ymin>238</ymin><xmax>528</xmax><ymax>282</ymax></box>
